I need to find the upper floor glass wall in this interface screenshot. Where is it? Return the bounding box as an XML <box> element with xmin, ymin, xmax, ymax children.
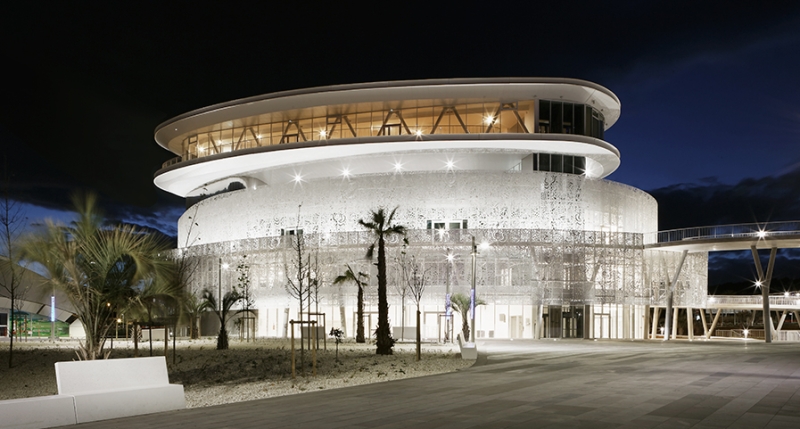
<box><xmin>175</xmin><ymin>99</ymin><xmax>606</xmax><ymax>163</ymax></box>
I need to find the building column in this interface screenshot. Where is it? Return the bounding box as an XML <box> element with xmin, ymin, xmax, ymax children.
<box><xmin>751</xmin><ymin>246</ymin><xmax>777</xmax><ymax>343</ymax></box>
<box><xmin>671</xmin><ymin>307</ymin><xmax>679</xmax><ymax>340</ymax></box>
<box><xmin>707</xmin><ymin>308</ymin><xmax>722</xmax><ymax>340</ymax></box>
<box><xmin>776</xmin><ymin>310</ymin><xmax>788</xmax><ymax>333</ymax></box>
<box><xmin>583</xmin><ymin>304</ymin><xmax>591</xmax><ymax>339</ymax></box>
<box><xmin>664</xmin><ymin>250</ymin><xmax>688</xmax><ymax>341</ymax></box>
<box><xmin>687</xmin><ymin>308</ymin><xmax>694</xmax><ymax>341</ymax></box>
<box><xmin>651</xmin><ymin>307</ymin><xmax>660</xmax><ymax>339</ymax></box>
<box><xmin>700</xmin><ymin>308</ymin><xmax>709</xmax><ymax>338</ymax></box>
<box><xmin>535</xmin><ymin>304</ymin><xmax>543</xmax><ymax>339</ymax></box>
<box><xmin>643</xmin><ymin>305</ymin><xmax>650</xmax><ymax>340</ymax></box>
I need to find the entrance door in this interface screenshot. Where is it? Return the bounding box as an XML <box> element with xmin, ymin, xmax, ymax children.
<box><xmin>510</xmin><ymin>316</ymin><xmax>524</xmax><ymax>339</ymax></box>
<box><xmin>594</xmin><ymin>313</ymin><xmax>611</xmax><ymax>339</ymax></box>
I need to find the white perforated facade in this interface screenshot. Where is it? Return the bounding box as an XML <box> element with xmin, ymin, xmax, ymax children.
<box><xmin>155</xmin><ymin>78</ymin><xmax>707</xmax><ymax>340</ymax></box>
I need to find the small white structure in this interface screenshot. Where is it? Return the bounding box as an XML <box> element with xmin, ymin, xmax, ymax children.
<box><xmin>0</xmin><ymin>395</ymin><xmax>77</xmax><ymax>429</ymax></box>
<box><xmin>55</xmin><ymin>356</ymin><xmax>185</xmax><ymax>423</ymax></box>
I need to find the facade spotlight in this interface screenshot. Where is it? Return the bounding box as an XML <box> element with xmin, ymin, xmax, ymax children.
<box><xmin>393</xmin><ymin>162</ymin><xmax>403</xmax><ymax>172</ymax></box>
<box><xmin>484</xmin><ymin>115</ymin><xmax>495</xmax><ymax>125</ymax></box>
<box><xmin>293</xmin><ymin>173</ymin><xmax>303</xmax><ymax>184</ymax></box>
<box><xmin>341</xmin><ymin>168</ymin><xmax>351</xmax><ymax>178</ymax></box>
<box><xmin>319</xmin><ymin>130</ymin><xmax>327</xmax><ymax>138</ymax></box>
<box><xmin>414</xmin><ymin>129</ymin><xmax>423</xmax><ymax>136</ymax></box>
<box><xmin>757</xmin><ymin>230</ymin><xmax>767</xmax><ymax>238</ymax></box>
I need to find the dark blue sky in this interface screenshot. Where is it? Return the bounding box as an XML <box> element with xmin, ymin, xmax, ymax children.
<box><xmin>2</xmin><ymin>2</ymin><xmax>800</xmax><ymax>285</ymax></box>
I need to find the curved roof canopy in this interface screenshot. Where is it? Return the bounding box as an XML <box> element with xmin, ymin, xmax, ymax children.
<box><xmin>155</xmin><ymin>77</ymin><xmax>621</xmax><ymax>155</ymax></box>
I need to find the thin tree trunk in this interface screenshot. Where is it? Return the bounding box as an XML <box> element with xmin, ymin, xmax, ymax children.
<box><xmin>8</xmin><ymin>306</ymin><xmax>14</xmax><ymax>368</ymax></box>
<box><xmin>134</xmin><ymin>323</ymin><xmax>139</xmax><ymax>357</ymax></box>
<box><xmin>416</xmin><ymin>307</ymin><xmax>421</xmax><ymax>361</ymax></box>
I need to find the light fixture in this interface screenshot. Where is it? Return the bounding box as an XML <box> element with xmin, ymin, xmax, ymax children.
<box><xmin>755</xmin><ymin>280</ymin><xmax>762</xmax><ymax>288</ymax></box>
<box><xmin>341</xmin><ymin>168</ymin><xmax>351</xmax><ymax>178</ymax></box>
<box><xmin>414</xmin><ymin>129</ymin><xmax>423</xmax><ymax>136</ymax></box>
<box><xmin>393</xmin><ymin>162</ymin><xmax>403</xmax><ymax>173</ymax></box>
<box><xmin>319</xmin><ymin>130</ymin><xmax>327</xmax><ymax>138</ymax></box>
<box><xmin>293</xmin><ymin>173</ymin><xmax>304</xmax><ymax>184</ymax></box>
<box><xmin>446</xmin><ymin>253</ymin><xmax>455</xmax><ymax>263</ymax></box>
<box><xmin>445</xmin><ymin>159</ymin><xmax>455</xmax><ymax>171</ymax></box>
<box><xmin>222</xmin><ymin>262</ymin><xmax>229</xmax><ymax>270</ymax></box>
<box><xmin>757</xmin><ymin>230</ymin><xmax>767</xmax><ymax>238</ymax></box>
<box><xmin>479</xmin><ymin>241</ymin><xmax>490</xmax><ymax>250</ymax></box>
<box><xmin>484</xmin><ymin>115</ymin><xmax>495</xmax><ymax>125</ymax></box>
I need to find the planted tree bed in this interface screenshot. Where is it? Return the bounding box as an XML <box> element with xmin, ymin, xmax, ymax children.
<box><xmin>0</xmin><ymin>338</ymin><xmax>471</xmax><ymax>408</ymax></box>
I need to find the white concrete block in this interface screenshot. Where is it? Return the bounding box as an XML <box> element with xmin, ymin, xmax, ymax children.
<box><xmin>0</xmin><ymin>395</ymin><xmax>77</xmax><ymax>429</ymax></box>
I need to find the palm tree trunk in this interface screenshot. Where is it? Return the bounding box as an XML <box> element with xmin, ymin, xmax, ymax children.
<box><xmin>356</xmin><ymin>285</ymin><xmax>365</xmax><ymax>343</ymax></box>
<box><xmin>376</xmin><ymin>235</ymin><xmax>392</xmax><ymax>355</ymax></box>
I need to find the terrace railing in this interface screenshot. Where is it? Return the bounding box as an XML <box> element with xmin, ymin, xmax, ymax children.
<box><xmin>649</xmin><ymin>221</ymin><xmax>800</xmax><ymax>244</ymax></box>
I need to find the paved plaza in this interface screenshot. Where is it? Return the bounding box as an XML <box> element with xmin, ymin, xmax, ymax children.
<box><xmin>61</xmin><ymin>339</ymin><xmax>800</xmax><ymax>428</ymax></box>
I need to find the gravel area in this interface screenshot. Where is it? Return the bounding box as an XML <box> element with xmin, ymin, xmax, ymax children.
<box><xmin>0</xmin><ymin>338</ymin><xmax>472</xmax><ymax>408</ymax></box>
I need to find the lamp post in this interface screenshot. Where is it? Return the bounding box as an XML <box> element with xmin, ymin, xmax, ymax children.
<box><xmin>445</xmin><ymin>249</ymin><xmax>453</xmax><ymax>343</ymax></box>
<box><xmin>470</xmin><ymin>236</ymin><xmax>477</xmax><ymax>343</ymax></box>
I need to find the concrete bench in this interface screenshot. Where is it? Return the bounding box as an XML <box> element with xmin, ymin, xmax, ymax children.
<box><xmin>457</xmin><ymin>333</ymin><xmax>478</xmax><ymax>360</ymax></box>
<box><xmin>0</xmin><ymin>395</ymin><xmax>77</xmax><ymax>429</ymax></box>
<box><xmin>55</xmin><ymin>356</ymin><xmax>185</xmax><ymax>423</ymax></box>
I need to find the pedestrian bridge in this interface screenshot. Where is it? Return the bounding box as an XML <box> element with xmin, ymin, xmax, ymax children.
<box><xmin>646</xmin><ymin>220</ymin><xmax>800</xmax><ymax>252</ymax></box>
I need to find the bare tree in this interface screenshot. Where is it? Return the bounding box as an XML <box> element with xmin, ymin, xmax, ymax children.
<box><xmin>236</xmin><ymin>255</ymin><xmax>256</xmax><ymax>342</ymax></box>
<box><xmin>402</xmin><ymin>254</ymin><xmax>429</xmax><ymax>361</ymax></box>
<box><xmin>394</xmin><ymin>246</ymin><xmax>410</xmax><ymax>341</ymax></box>
<box><xmin>0</xmin><ymin>162</ymin><xmax>29</xmax><ymax>368</ymax></box>
<box><xmin>285</xmin><ymin>208</ymin><xmax>311</xmax><ymax>373</ymax></box>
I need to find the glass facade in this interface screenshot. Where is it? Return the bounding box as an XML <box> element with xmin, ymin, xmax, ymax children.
<box><xmin>170</xmin><ymin>99</ymin><xmax>606</xmax><ymax>165</ymax></box>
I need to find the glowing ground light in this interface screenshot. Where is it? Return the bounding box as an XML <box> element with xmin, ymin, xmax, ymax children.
<box><xmin>445</xmin><ymin>159</ymin><xmax>455</xmax><ymax>171</ymax></box>
<box><xmin>393</xmin><ymin>162</ymin><xmax>403</xmax><ymax>173</ymax></box>
<box><xmin>341</xmin><ymin>168</ymin><xmax>351</xmax><ymax>178</ymax></box>
<box><xmin>293</xmin><ymin>173</ymin><xmax>303</xmax><ymax>184</ymax></box>
<box><xmin>757</xmin><ymin>230</ymin><xmax>767</xmax><ymax>238</ymax></box>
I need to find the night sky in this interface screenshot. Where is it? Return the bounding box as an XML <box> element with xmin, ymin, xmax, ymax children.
<box><xmin>2</xmin><ymin>2</ymin><xmax>800</xmax><ymax>287</ymax></box>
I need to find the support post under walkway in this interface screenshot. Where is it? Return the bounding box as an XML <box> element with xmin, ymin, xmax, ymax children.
<box><xmin>752</xmin><ymin>246</ymin><xmax>777</xmax><ymax>343</ymax></box>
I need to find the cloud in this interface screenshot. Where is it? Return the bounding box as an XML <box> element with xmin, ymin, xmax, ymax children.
<box><xmin>650</xmin><ymin>167</ymin><xmax>800</xmax><ymax>230</ymax></box>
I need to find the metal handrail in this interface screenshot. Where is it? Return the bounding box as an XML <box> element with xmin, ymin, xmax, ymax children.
<box><xmin>650</xmin><ymin>221</ymin><xmax>800</xmax><ymax>244</ymax></box>
<box><xmin>161</xmin><ymin>157</ymin><xmax>182</xmax><ymax>169</ymax></box>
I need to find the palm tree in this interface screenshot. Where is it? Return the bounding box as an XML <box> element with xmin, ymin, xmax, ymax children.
<box><xmin>450</xmin><ymin>292</ymin><xmax>486</xmax><ymax>342</ymax></box>
<box><xmin>23</xmin><ymin>193</ymin><xmax>171</xmax><ymax>360</ymax></box>
<box><xmin>202</xmin><ymin>288</ymin><xmax>242</xmax><ymax>350</ymax></box>
<box><xmin>182</xmin><ymin>290</ymin><xmax>210</xmax><ymax>339</ymax></box>
<box><xmin>333</xmin><ymin>264</ymin><xmax>368</xmax><ymax>343</ymax></box>
<box><xmin>359</xmin><ymin>207</ymin><xmax>406</xmax><ymax>355</ymax></box>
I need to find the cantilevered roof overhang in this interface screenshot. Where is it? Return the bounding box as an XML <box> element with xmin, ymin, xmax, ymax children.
<box><xmin>154</xmin><ymin>133</ymin><xmax>620</xmax><ymax>197</ymax></box>
<box><xmin>154</xmin><ymin>77</ymin><xmax>621</xmax><ymax>155</ymax></box>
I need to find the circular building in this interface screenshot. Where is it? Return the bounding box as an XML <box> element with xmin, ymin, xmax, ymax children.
<box><xmin>154</xmin><ymin>78</ymin><xmax>706</xmax><ymax>341</ymax></box>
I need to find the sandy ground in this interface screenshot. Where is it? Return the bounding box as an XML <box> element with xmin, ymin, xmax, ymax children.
<box><xmin>0</xmin><ymin>337</ymin><xmax>473</xmax><ymax>408</ymax></box>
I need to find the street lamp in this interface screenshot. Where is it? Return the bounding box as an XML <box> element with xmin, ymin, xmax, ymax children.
<box><xmin>470</xmin><ymin>236</ymin><xmax>477</xmax><ymax>343</ymax></box>
<box><xmin>445</xmin><ymin>249</ymin><xmax>454</xmax><ymax>343</ymax></box>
